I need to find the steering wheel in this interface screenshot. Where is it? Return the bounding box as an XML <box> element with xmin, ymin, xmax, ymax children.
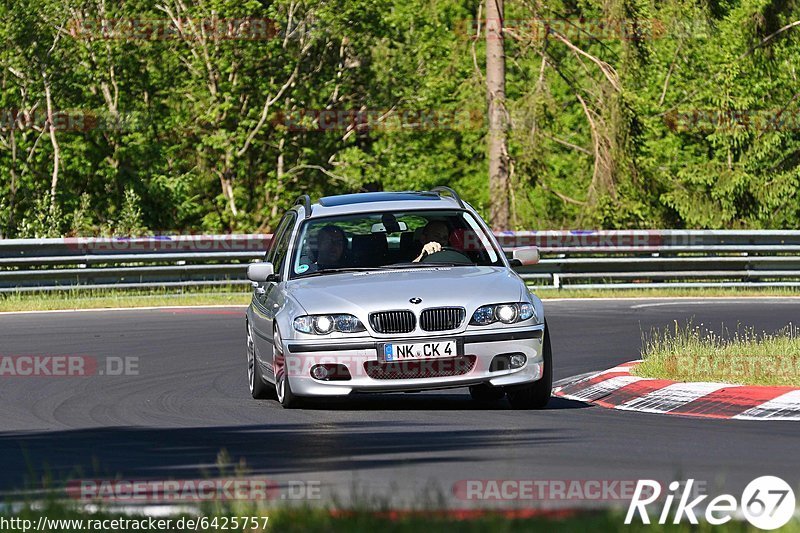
<box><xmin>420</xmin><ymin>246</ymin><xmax>472</xmax><ymax>264</ymax></box>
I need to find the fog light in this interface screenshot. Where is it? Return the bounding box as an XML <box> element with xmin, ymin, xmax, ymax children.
<box><xmin>510</xmin><ymin>353</ymin><xmax>527</xmax><ymax>368</ymax></box>
<box><xmin>489</xmin><ymin>355</ymin><xmax>511</xmax><ymax>371</ymax></box>
<box><xmin>311</xmin><ymin>365</ymin><xmax>330</xmax><ymax>380</ymax></box>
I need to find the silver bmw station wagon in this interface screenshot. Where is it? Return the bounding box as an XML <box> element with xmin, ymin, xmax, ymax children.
<box><xmin>245</xmin><ymin>187</ymin><xmax>551</xmax><ymax>408</ymax></box>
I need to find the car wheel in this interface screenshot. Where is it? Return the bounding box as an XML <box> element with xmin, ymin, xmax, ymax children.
<box><xmin>273</xmin><ymin>327</ymin><xmax>302</xmax><ymax>409</ymax></box>
<box><xmin>247</xmin><ymin>322</ymin><xmax>275</xmax><ymax>400</ymax></box>
<box><xmin>469</xmin><ymin>384</ymin><xmax>506</xmax><ymax>402</ymax></box>
<box><xmin>507</xmin><ymin>321</ymin><xmax>553</xmax><ymax>410</ymax></box>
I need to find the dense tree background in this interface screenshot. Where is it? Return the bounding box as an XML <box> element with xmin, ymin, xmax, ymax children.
<box><xmin>1</xmin><ymin>0</ymin><xmax>799</xmax><ymax>236</ymax></box>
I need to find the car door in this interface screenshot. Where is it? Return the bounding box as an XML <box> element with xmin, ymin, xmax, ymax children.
<box><xmin>250</xmin><ymin>211</ymin><xmax>296</xmax><ymax>375</ymax></box>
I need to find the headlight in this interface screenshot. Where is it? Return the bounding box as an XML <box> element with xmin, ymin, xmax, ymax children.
<box><xmin>471</xmin><ymin>305</ymin><xmax>495</xmax><ymax>325</ymax></box>
<box><xmin>314</xmin><ymin>315</ymin><xmax>334</xmax><ymax>334</ymax></box>
<box><xmin>470</xmin><ymin>302</ymin><xmax>537</xmax><ymax>326</ymax></box>
<box><xmin>293</xmin><ymin>314</ymin><xmax>366</xmax><ymax>335</ymax></box>
<box><xmin>334</xmin><ymin>314</ymin><xmax>364</xmax><ymax>333</ymax></box>
<box><xmin>518</xmin><ymin>303</ymin><xmax>535</xmax><ymax>321</ymax></box>
<box><xmin>495</xmin><ymin>304</ymin><xmax>518</xmax><ymax>324</ymax></box>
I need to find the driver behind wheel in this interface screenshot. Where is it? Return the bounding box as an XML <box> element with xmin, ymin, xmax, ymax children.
<box><xmin>413</xmin><ymin>220</ymin><xmax>451</xmax><ymax>262</ymax></box>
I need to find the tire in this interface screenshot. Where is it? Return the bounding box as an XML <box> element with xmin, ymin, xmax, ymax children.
<box><xmin>507</xmin><ymin>321</ymin><xmax>553</xmax><ymax>410</ymax></box>
<box><xmin>273</xmin><ymin>327</ymin><xmax>303</xmax><ymax>409</ymax></box>
<box><xmin>247</xmin><ymin>322</ymin><xmax>275</xmax><ymax>400</ymax></box>
<box><xmin>469</xmin><ymin>384</ymin><xmax>506</xmax><ymax>402</ymax></box>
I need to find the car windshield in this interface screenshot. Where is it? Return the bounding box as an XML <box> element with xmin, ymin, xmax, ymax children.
<box><xmin>290</xmin><ymin>209</ymin><xmax>502</xmax><ymax>278</ymax></box>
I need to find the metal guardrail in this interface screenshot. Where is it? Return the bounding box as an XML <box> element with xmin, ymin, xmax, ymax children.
<box><xmin>0</xmin><ymin>235</ymin><xmax>267</xmax><ymax>293</ymax></box>
<box><xmin>2</xmin><ymin>231</ymin><xmax>800</xmax><ymax>292</ymax></box>
<box><xmin>504</xmin><ymin>230</ymin><xmax>800</xmax><ymax>289</ymax></box>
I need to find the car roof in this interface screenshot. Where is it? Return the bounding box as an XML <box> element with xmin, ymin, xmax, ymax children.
<box><xmin>305</xmin><ymin>191</ymin><xmax>466</xmax><ymax>218</ymax></box>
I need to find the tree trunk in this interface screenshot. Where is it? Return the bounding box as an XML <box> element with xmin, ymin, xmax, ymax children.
<box><xmin>222</xmin><ymin>148</ymin><xmax>238</xmax><ymax>222</ymax></box>
<box><xmin>7</xmin><ymin>129</ymin><xmax>19</xmax><ymax>236</ymax></box>
<box><xmin>272</xmin><ymin>136</ymin><xmax>285</xmax><ymax>222</ymax></box>
<box><xmin>486</xmin><ymin>0</ymin><xmax>509</xmax><ymax>231</ymax></box>
<box><xmin>43</xmin><ymin>72</ymin><xmax>60</xmax><ymax>214</ymax></box>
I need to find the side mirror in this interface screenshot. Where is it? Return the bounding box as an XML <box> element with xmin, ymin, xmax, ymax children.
<box><xmin>247</xmin><ymin>262</ymin><xmax>275</xmax><ymax>282</ymax></box>
<box><xmin>511</xmin><ymin>246</ymin><xmax>540</xmax><ymax>266</ymax></box>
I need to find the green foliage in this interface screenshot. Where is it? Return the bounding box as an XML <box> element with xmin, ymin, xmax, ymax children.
<box><xmin>69</xmin><ymin>193</ymin><xmax>93</xmax><ymax>237</ymax></box>
<box><xmin>114</xmin><ymin>188</ymin><xmax>148</xmax><ymax>237</ymax></box>
<box><xmin>1</xmin><ymin>0</ymin><xmax>799</xmax><ymax>234</ymax></box>
<box><xmin>17</xmin><ymin>196</ymin><xmax>63</xmax><ymax>238</ymax></box>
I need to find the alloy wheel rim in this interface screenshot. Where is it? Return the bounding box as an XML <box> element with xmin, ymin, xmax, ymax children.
<box><xmin>274</xmin><ymin>329</ymin><xmax>285</xmax><ymax>402</ymax></box>
<box><xmin>276</xmin><ymin>374</ymin><xmax>285</xmax><ymax>402</ymax></box>
<box><xmin>247</xmin><ymin>326</ymin><xmax>255</xmax><ymax>393</ymax></box>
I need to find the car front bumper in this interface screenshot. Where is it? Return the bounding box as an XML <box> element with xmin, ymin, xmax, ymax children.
<box><xmin>282</xmin><ymin>325</ymin><xmax>545</xmax><ymax>396</ymax></box>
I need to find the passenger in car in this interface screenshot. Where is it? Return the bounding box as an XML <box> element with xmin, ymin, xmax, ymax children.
<box><xmin>311</xmin><ymin>225</ymin><xmax>348</xmax><ymax>270</ymax></box>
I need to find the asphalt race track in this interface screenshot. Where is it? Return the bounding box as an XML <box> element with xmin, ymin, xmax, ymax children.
<box><xmin>1</xmin><ymin>298</ymin><xmax>799</xmax><ymax>508</ymax></box>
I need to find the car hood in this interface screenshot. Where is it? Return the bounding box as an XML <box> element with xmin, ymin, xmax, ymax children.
<box><xmin>286</xmin><ymin>266</ymin><xmax>526</xmax><ymax>315</ymax></box>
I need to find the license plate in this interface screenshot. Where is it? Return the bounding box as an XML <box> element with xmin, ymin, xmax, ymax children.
<box><xmin>380</xmin><ymin>340</ymin><xmax>457</xmax><ymax>362</ymax></box>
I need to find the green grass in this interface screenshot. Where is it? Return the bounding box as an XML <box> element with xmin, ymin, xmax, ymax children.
<box><xmin>534</xmin><ymin>286</ymin><xmax>800</xmax><ymax>299</ymax></box>
<box><xmin>0</xmin><ymin>286</ymin><xmax>251</xmax><ymax>312</ymax></box>
<box><xmin>2</xmin><ymin>286</ymin><xmax>800</xmax><ymax>313</ymax></box>
<box><xmin>4</xmin><ymin>500</ymin><xmax>799</xmax><ymax>532</ymax></box>
<box><xmin>633</xmin><ymin>321</ymin><xmax>800</xmax><ymax>386</ymax></box>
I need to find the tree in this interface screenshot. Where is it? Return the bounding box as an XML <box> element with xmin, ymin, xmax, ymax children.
<box><xmin>486</xmin><ymin>0</ymin><xmax>509</xmax><ymax>230</ymax></box>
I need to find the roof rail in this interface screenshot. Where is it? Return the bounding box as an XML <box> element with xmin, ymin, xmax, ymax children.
<box><xmin>294</xmin><ymin>195</ymin><xmax>312</xmax><ymax>218</ymax></box>
<box><xmin>430</xmin><ymin>186</ymin><xmax>464</xmax><ymax>208</ymax></box>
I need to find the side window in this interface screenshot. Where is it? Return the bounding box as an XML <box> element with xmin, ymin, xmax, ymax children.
<box><xmin>266</xmin><ymin>213</ymin><xmax>294</xmax><ymax>263</ymax></box>
<box><xmin>270</xmin><ymin>213</ymin><xmax>297</xmax><ymax>277</ymax></box>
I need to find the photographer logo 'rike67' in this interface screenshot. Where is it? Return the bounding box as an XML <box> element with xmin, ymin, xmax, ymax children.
<box><xmin>626</xmin><ymin>476</ymin><xmax>796</xmax><ymax>530</ymax></box>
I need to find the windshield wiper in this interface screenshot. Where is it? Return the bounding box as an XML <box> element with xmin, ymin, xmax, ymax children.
<box><xmin>417</xmin><ymin>261</ymin><xmax>472</xmax><ymax>267</ymax></box>
<box><xmin>302</xmin><ymin>267</ymin><xmax>384</xmax><ymax>278</ymax></box>
<box><xmin>381</xmin><ymin>261</ymin><xmax>473</xmax><ymax>268</ymax></box>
